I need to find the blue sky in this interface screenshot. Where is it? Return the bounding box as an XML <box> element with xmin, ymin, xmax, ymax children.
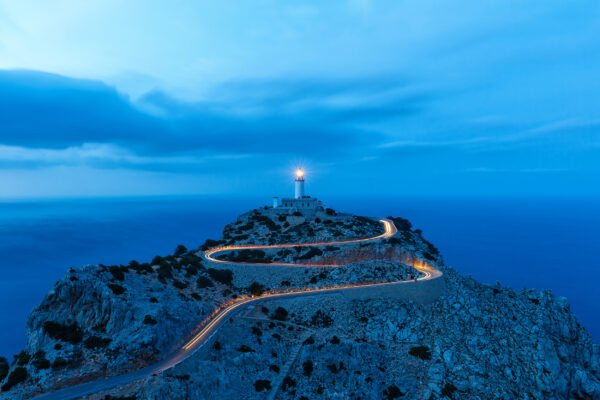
<box><xmin>0</xmin><ymin>0</ymin><xmax>598</xmax><ymax>198</ymax></box>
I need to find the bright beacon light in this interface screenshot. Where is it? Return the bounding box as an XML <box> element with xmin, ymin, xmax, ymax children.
<box><xmin>296</xmin><ymin>169</ymin><xmax>304</xmax><ymax>178</ymax></box>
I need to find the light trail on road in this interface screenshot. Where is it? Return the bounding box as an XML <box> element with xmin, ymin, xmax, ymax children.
<box><xmin>32</xmin><ymin>218</ymin><xmax>442</xmax><ymax>400</ymax></box>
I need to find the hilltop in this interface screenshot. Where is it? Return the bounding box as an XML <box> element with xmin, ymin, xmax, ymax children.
<box><xmin>1</xmin><ymin>207</ymin><xmax>599</xmax><ymax>399</ymax></box>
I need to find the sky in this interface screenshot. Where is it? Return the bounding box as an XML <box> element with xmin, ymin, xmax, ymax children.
<box><xmin>0</xmin><ymin>0</ymin><xmax>599</xmax><ymax>198</ymax></box>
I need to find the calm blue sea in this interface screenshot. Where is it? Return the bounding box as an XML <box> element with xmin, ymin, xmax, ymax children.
<box><xmin>1</xmin><ymin>196</ymin><xmax>598</xmax><ymax>359</ymax></box>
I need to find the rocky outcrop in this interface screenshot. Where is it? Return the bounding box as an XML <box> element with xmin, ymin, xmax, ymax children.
<box><xmin>1</xmin><ymin>209</ymin><xmax>599</xmax><ymax>400</ymax></box>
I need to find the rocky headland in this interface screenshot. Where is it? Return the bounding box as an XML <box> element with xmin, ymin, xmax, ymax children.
<box><xmin>1</xmin><ymin>207</ymin><xmax>599</xmax><ymax>399</ymax></box>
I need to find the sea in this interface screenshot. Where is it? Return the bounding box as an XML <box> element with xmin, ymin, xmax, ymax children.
<box><xmin>1</xmin><ymin>196</ymin><xmax>598</xmax><ymax>360</ymax></box>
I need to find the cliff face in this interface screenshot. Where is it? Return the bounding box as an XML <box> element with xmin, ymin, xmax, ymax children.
<box><xmin>1</xmin><ymin>209</ymin><xmax>599</xmax><ymax>400</ymax></box>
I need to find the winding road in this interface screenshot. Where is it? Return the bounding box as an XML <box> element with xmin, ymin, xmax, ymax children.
<box><xmin>33</xmin><ymin>218</ymin><xmax>442</xmax><ymax>400</ymax></box>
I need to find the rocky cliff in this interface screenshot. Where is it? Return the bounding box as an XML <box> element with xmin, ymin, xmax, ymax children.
<box><xmin>1</xmin><ymin>208</ymin><xmax>599</xmax><ymax>400</ymax></box>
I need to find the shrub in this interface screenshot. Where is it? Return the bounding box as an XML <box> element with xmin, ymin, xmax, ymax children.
<box><xmin>200</xmin><ymin>238</ymin><xmax>221</xmax><ymax>251</ymax></box>
<box><xmin>174</xmin><ymin>244</ymin><xmax>187</xmax><ymax>257</ymax></box>
<box><xmin>51</xmin><ymin>357</ymin><xmax>69</xmax><ymax>369</ymax></box>
<box><xmin>261</xmin><ymin>306</ymin><xmax>269</xmax><ymax>314</ymax></box>
<box><xmin>292</xmin><ymin>211</ymin><xmax>302</xmax><ymax>217</ymax></box>
<box><xmin>330</xmin><ymin>335</ymin><xmax>340</xmax><ymax>344</ymax></box>
<box><xmin>327</xmin><ymin>362</ymin><xmax>345</xmax><ymax>374</ymax></box>
<box><xmin>108</xmin><ymin>266</ymin><xmax>125</xmax><ymax>281</ymax></box>
<box><xmin>388</xmin><ymin>216</ymin><xmax>412</xmax><ymax>231</ymax></box>
<box><xmin>269</xmin><ymin>364</ymin><xmax>280</xmax><ymax>373</ymax></box>
<box><xmin>54</xmin><ymin>343</ymin><xmax>62</xmax><ymax>350</ymax></box>
<box><xmin>236</xmin><ymin>345</ymin><xmax>255</xmax><ymax>353</ymax></box>
<box><xmin>310</xmin><ymin>310</ymin><xmax>333</xmax><ymax>327</ymax></box>
<box><xmin>280</xmin><ymin>280</ymin><xmax>291</xmax><ymax>286</ymax></box>
<box><xmin>143</xmin><ymin>315</ymin><xmax>157</xmax><ymax>325</ymax></box>
<box><xmin>33</xmin><ymin>358</ymin><xmax>50</xmax><ymax>370</ymax></box>
<box><xmin>157</xmin><ymin>263</ymin><xmax>172</xmax><ymax>279</ymax></box>
<box><xmin>248</xmin><ymin>282</ymin><xmax>265</xmax><ymax>296</ymax></box>
<box><xmin>149</xmin><ymin>297</ymin><xmax>159</xmax><ymax>303</ymax></box>
<box><xmin>282</xmin><ymin>376</ymin><xmax>297</xmax><ymax>391</ymax></box>
<box><xmin>0</xmin><ymin>357</ymin><xmax>8</xmax><ymax>381</ymax></box>
<box><xmin>13</xmin><ymin>351</ymin><xmax>30</xmax><ymax>366</ymax></box>
<box><xmin>108</xmin><ymin>283</ymin><xmax>126</xmax><ymax>295</ymax></box>
<box><xmin>1</xmin><ymin>366</ymin><xmax>28</xmax><ymax>391</ymax></box>
<box><xmin>197</xmin><ymin>276</ymin><xmax>214</xmax><ymax>288</ymax></box>
<box><xmin>278</xmin><ymin>215</ymin><xmax>287</xmax><ymax>222</ymax></box>
<box><xmin>271</xmin><ymin>333</ymin><xmax>281</xmax><ymax>342</ymax></box>
<box><xmin>253</xmin><ymin>379</ymin><xmax>271</xmax><ymax>392</ymax></box>
<box><xmin>409</xmin><ymin>345</ymin><xmax>431</xmax><ymax>360</ymax></box>
<box><xmin>84</xmin><ymin>336</ymin><xmax>112</xmax><ymax>349</ymax></box>
<box><xmin>213</xmin><ymin>341</ymin><xmax>221</xmax><ymax>351</ymax></box>
<box><xmin>296</xmin><ymin>248</ymin><xmax>323</xmax><ymax>260</ymax></box>
<box><xmin>43</xmin><ymin>321</ymin><xmax>83</xmax><ymax>344</ymax></box>
<box><xmin>251</xmin><ymin>326</ymin><xmax>262</xmax><ymax>336</ymax></box>
<box><xmin>325</xmin><ymin>208</ymin><xmax>336</xmax><ymax>216</ymax></box>
<box><xmin>208</xmin><ymin>268</ymin><xmax>233</xmax><ymax>285</ymax></box>
<box><xmin>302</xmin><ymin>360</ymin><xmax>313</xmax><ymax>377</ymax></box>
<box><xmin>442</xmin><ymin>382</ymin><xmax>457</xmax><ymax>397</ymax></box>
<box><xmin>151</xmin><ymin>255</ymin><xmax>163</xmax><ymax>265</ymax></box>
<box><xmin>172</xmin><ymin>280</ymin><xmax>188</xmax><ymax>289</ymax></box>
<box><xmin>270</xmin><ymin>307</ymin><xmax>288</xmax><ymax>321</ymax></box>
<box><xmin>383</xmin><ymin>385</ymin><xmax>404</xmax><ymax>399</ymax></box>
<box><xmin>191</xmin><ymin>293</ymin><xmax>202</xmax><ymax>301</ymax></box>
<box><xmin>104</xmin><ymin>395</ymin><xmax>137</xmax><ymax>400</ymax></box>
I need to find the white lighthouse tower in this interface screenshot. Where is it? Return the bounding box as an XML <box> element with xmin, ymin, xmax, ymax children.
<box><xmin>276</xmin><ymin>169</ymin><xmax>322</xmax><ymax>210</ymax></box>
<box><xmin>295</xmin><ymin>169</ymin><xmax>305</xmax><ymax>199</ymax></box>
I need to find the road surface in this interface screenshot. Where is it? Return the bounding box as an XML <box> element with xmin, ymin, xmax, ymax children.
<box><xmin>32</xmin><ymin>218</ymin><xmax>442</xmax><ymax>400</ymax></box>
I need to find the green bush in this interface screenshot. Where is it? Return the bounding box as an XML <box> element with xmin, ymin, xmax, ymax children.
<box><xmin>13</xmin><ymin>351</ymin><xmax>30</xmax><ymax>366</ymax></box>
<box><xmin>84</xmin><ymin>336</ymin><xmax>112</xmax><ymax>349</ymax></box>
<box><xmin>172</xmin><ymin>280</ymin><xmax>188</xmax><ymax>289</ymax></box>
<box><xmin>282</xmin><ymin>376</ymin><xmax>297</xmax><ymax>391</ymax></box>
<box><xmin>1</xmin><ymin>366</ymin><xmax>28</xmax><ymax>391</ymax></box>
<box><xmin>383</xmin><ymin>385</ymin><xmax>404</xmax><ymax>399</ymax></box>
<box><xmin>174</xmin><ymin>244</ymin><xmax>187</xmax><ymax>257</ymax></box>
<box><xmin>43</xmin><ymin>321</ymin><xmax>83</xmax><ymax>344</ymax></box>
<box><xmin>409</xmin><ymin>345</ymin><xmax>431</xmax><ymax>360</ymax></box>
<box><xmin>327</xmin><ymin>362</ymin><xmax>345</xmax><ymax>374</ymax></box>
<box><xmin>302</xmin><ymin>360</ymin><xmax>313</xmax><ymax>377</ymax></box>
<box><xmin>108</xmin><ymin>266</ymin><xmax>125</xmax><ymax>281</ymax></box>
<box><xmin>387</xmin><ymin>216</ymin><xmax>412</xmax><ymax>231</ymax></box>
<box><xmin>310</xmin><ymin>310</ymin><xmax>333</xmax><ymax>327</ymax></box>
<box><xmin>200</xmin><ymin>238</ymin><xmax>222</xmax><ymax>251</ymax></box>
<box><xmin>236</xmin><ymin>345</ymin><xmax>255</xmax><ymax>353</ymax></box>
<box><xmin>442</xmin><ymin>382</ymin><xmax>457</xmax><ymax>397</ymax></box>
<box><xmin>108</xmin><ymin>283</ymin><xmax>126</xmax><ymax>295</ymax></box>
<box><xmin>33</xmin><ymin>358</ymin><xmax>50</xmax><ymax>370</ymax></box>
<box><xmin>207</xmin><ymin>268</ymin><xmax>233</xmax><ymax>285</ymax></box>
<box><xmin>149</xmin><ymin>297</ymin><xmax>159</xmax><ymax>303</ymax></box>
<box><xmin>143</xmin><ymin>315</ymin><xmax>157</xmax><ymax>325</ymax></box>
<box><xmin>269</xmin><ymin>364</ymin><xmax>280</xmax><ymax>373</ymax></box>
<box><xmin>325</xmin><ymin>208</ymin><xmax>336</xmax><ymax>216</ymax></box>
<box><xmin>197</xmin><ymin>276</ymin><xmax>214</xmax><ymax>288</ymax></box>
<box><xmin>253</xmin><ymin>379</ymin><xmax>271</xmax><ymax>392</ymax></box>
<box><xmin>0</xmin><ymin>357</ymin><xmax>8</xmax><ymax>381</ymax></box>
<box><xmin>51</xmin><ymin>357</ymin><xmax>69</xmax><ymax>369</ymax></box>
<box><xmin>191</xmin><ymin>293</ymin><xmax>202</xmax><ymax>301</ymax></box>
<box><xmin>248</xmin><ymin>282</ymin><xmax>265</xmax><ymax>296</ymax></box>
<box><xmin>296</xmin><ymin>248</ymin><xmax>323</xmax><ymax>260</ymax></box>
<box><xmin>270</xmin><ymin>307</ymin><xmax>288</xmax><ymax>321</ymax></box>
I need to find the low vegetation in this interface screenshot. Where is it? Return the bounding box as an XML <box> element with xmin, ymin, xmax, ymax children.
<box><xmin>408</xmin><ymin>345</ymin><xmax>432</xmax><ymax>360</ymax></box>
<box><xmin>1</xmin><ymin>367</ymin><xmax>28</xmax><ymax>391</ymax></box>
<box><xmin>43</xmin><ymin>321</ymin><xmax>83</xmax><ymax>344</ymax></box>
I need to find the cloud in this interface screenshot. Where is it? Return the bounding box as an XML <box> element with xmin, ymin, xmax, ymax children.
<box><xmin>0</xmin><ymin>70</ymin><xmax>428</xmax><ymax>169</ymax></box>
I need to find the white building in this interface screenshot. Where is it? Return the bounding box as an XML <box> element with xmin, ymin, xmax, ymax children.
<box><xmin>273</xmin><ymin>169</ymin><xmax>323</xmax><ymax>210</ymax></box>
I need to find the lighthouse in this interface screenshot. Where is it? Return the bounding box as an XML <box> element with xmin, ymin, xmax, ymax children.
<box><xmin>274</xmin><ymin>169</ymin><xmax>322</xmax><ymax>210</ymax></box>
<box><xmin>295</xmin><ymin>169</ymin><xmax>305</xmax><ymax>199</ymax></box>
